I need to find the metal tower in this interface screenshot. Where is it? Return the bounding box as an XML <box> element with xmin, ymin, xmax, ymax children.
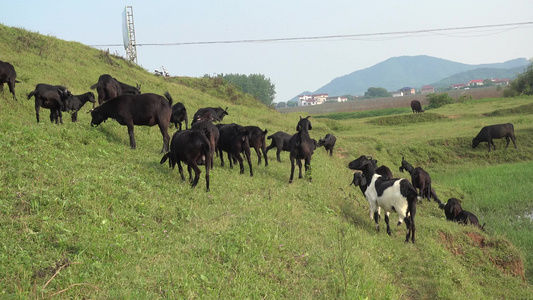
<box><xmin>122</xmin><ymin>6</ymin><xmax>137</xmax><ymax>63</ymax></box>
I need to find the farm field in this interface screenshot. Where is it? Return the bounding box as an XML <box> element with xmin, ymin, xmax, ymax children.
<box><xmin>1</xmin><ymin>24</ymin><xmax>533</xmax><ymax>298</ymax></box>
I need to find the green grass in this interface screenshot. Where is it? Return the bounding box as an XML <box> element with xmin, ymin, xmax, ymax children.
<box><xmin>1</xmin><ymin>23</ymin><xmax>533</xmax><ymax>299</ymax></box>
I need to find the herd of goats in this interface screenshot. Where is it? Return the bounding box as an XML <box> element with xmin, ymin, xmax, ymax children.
<box><xmin>1</xmin><ymin>60</ymin><xmax>519</xmax><ymax>243</ymax></box>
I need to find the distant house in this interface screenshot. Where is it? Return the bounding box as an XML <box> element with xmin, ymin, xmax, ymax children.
<box><xmin>468</xmin><ymin>79</ymin><xmax>484</xmax><ymax>87</ymax></box>
<box><xmin>298</xmin><ymin>93</ymin><xmax>329</xmax><ymax>106</ymax></box>
<box><xmin>313</xmin><ymin>94</ymin><xmax>328</xmax><ymax>105</ymax></box>
<box><xmin>327</xmin><ymin>96</ymin><xmax>348</xmax><ymax>102</ymax></box>
<box><xmin>450</xmin><ymin>83</ymin><xmax>468</xmax><ymax>90</ymax></box>
<box><xmin>392</xmin><ymin>91</ymin><xmax>404</xmax><ymax>97</ymax></box>
<box><xmin>399</xmin><ymin>87</ymin><xmax>415</xmax><ymax>95</ymax></box>
<box><xmin>491</xmin><ymin>78</ymin><xmax>510</xmax><ymax>86</ymax></box>
<box><xmin>420</xmin><ymin>85</ymin><xmax>435</xmax><ymax>94</ymax></box>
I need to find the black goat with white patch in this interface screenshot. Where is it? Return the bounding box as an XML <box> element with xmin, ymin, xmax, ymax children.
<box><xmin>349</xmin><ymin>155</ymin><xmax>419</xmax><ymax>243</ymax></box>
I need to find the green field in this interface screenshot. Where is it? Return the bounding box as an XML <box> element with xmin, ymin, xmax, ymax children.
<box><xmin>1</xmin><ymin>24</ymin><xmax>532</xmax><ymax>299</ymax></box>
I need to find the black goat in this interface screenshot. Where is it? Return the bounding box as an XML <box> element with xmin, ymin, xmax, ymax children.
<box><xmin>399</xmin><ymin>157</ymin><xmax>432</xmax><ymax>201</ymax></box>
<box><xmin>410</xmin><ymin>100</ymin><xmax>424</xmax><ymax>113</ymax></box>
<box><xmin>349</xmin><ymin>155</ymin><xmax>419</xmax><ymax>243</ymax></box>
<box><xmin>244</xmin><ymin>126</ymin><xmax>268</xmax><ymax>166</ymax></box>
<box><xmin>191</xmin><ymin>120</ymin><xmax>219</xmax><ymax>169</ymax></box>
<box><xmin>27</xmin><ymin>84</ymin><xmax>72</xmax><ymax>124</ymax></box>
<box><xmin>265</xmin><ymin>131</ymin><xmax>292</xmax><ymax>162</ymax></box>
<box><xmin>170</xmin><ymin>102</ymin><xmax>188</xmax><ymax>131</ymax></box>
<box><xmin>90</xmin><ymin>92</ymin><xmax>173</xmax><ymax>153</ymax></box>
<box><xmin>472</xmin><ymin>123</ymin><xmax>516</xmax><ymax>152</ymax></box>
<box><xmin>369</xmin><ymin>158</ymin><xmax>394</xmax><ymax>179</ymax></box>
<box><xmin>65</xmin><ymin>92</ymin><xmax>95</xmax><ymax>122</ymax></box>
<box><xmin>443</xmin><ymin>198</ymin><xmax>463</xmax><ymax>221</ymax></box>
<box><xmin>160</xmin><ymin>129</ymin><xmax>211</xmax><ymax>191</ymax></box>
<box><xmin>90</xmin><ymin>74</ymin><xmax>141</xmax><ymax>107</ymax></box>
<box><xmin>0</xmin><ymin>60</ymin><xmax>19</xmax><ymax>100</ymax></box>
<box><xmin>288</xmin><ymin>116</ymin><xmax>315</xmax><ymax>183</ymax></box>
<box><xmin>191</xmin><ymin>106</ymin><xmax>229</xmax><ymax>126</ymax></box>
<box><xmin>217</xmin><ymin>123</ymin><xmax>253</xmax><ymax>176</ymax></box>
<box><xmin>442</xmin><ymin>198</ymin><xmax>485</xmax><ymax>230</ymax></box>
<box><xmin>318</xmin><ymin>133</ymin><xmax>337</xmax><ymax>156</ymax></box>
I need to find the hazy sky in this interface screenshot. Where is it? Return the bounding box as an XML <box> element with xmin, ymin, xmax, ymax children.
<box><xmin>2</xmin><ymin>1</ymin><xmax>532</xmax><ymax>102</ymax></box>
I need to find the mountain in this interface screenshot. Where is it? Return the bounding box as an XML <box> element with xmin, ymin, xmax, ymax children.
<box><xmin>430</xmin><ymin>66</ymin><xmax>528</xmax><ymax>88</ymax></box>
<box><xmin>293</xmin><ymin>55</ymin><xmax>529</xmax><ymax>100</ymax></box>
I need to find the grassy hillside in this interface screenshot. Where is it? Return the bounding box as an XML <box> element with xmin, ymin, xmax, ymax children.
<box><xmin>1</xmin><ymin>24</ymin><xmax>533</xmax><ymax>299</ymax></box>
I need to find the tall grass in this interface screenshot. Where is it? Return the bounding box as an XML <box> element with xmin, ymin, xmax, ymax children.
<box><xmin>1</xmin><ymin>23</ymin><xmax>532</xmax><ymax>298</ymax></box>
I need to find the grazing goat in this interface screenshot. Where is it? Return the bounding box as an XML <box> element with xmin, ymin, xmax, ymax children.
<box><xmin>160</xmin><ymin>129</ymin><xmax>211</xmax><ymax>191</ymax></box>
<box><xmin>410</xmin><ymin>100</ymin><xmax>424</xmax><ymax>113</ymax></box>
<box><xmin>217</xmin><ymin>123</ymin><xmax>253</xmax><ymax>176</ymax></box>
<box><xmin>265</xmin><ymin>131</ymin><xmax>292</xmax><ymax>162</ymax></box>
<box><xmin>349</xmin><ymin>155</ymin><xmax>419</xmax><ymax>243</ymax></box>
<box><xmin>27</xmin><ymin>84</ymin><xmax>72</xmax><ymax>124</ymax></box>
<box><xmin>442</xmin><ymin>198</ymin><xmax>485</xmax><ymax>230</ymax></box>
<box><xmin>191</xmin><ymin>120</ymin><xmax>219</xmax><ymax>169</ymax></box>
<box><xmin>65</xmin><ymin>92</ymin><xmax>95</xmax><ymax>122</ymax></box>
<box><xmin>170</xmin><ymin>102</ymin><xmax>188</xmax><ymax>131</ymax></box>
<box><xmin>288</xmin><ymin>116</ymin><xmax>315</xmax><ymax>183</ymax></box>
<box><xmin>0</xmin><ymin>60</ymin><xmax>19</xmax><ymax>100</ymax></box>
<box><xmin>90</xmin><ymin>92</ymin><xmax>173</xmax><ymax>153</ymax></box>
<box><xmin>472</xmin><ymin>123</ymin><xmax>516</xmax><ymax>152</ymax></box>
<box><xmin>318</xmin><ymin>133</ymin><xmax>337</xmax><ymax>156</ymax></box>
<box><xmin>443</xmin><ymin>198</ymin><xmax>463</xmax><ymax>221</ymax></box>
<box><xmin>191</xmin><ymin>106</ymin><xmax>228</xmax><ymax>126</ymax></box>
<box><xmin>399</xmin><ymin>157</ymin><xmax>432</xmax><ymax>201</ymax></box>
<box><xmin>90</xmin><ymin>74</ymin><xmax>141</xmax><ymax>106</ymax></box>
<box><xmin>244</xmin><ymin>126</ymin><xmax>269</xmax><ymax>166</ymax></box>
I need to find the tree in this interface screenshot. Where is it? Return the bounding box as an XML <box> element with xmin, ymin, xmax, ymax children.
<box><xmin>504</xmin><ymin>62</ymin><xmax>533</xmax><ymax>97</ymax></box>
<box><xmin>364</xmin><ymin>87</ymin><xmax>391</xmax><ymax>98</ymax></box>
<box><xmin>222</xmin><ymin>73</ymin><xmax>276</xmax><ymax>106</ymax></box>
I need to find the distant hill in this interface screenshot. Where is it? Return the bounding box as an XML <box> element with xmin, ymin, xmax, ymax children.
<box><xmin>429</xmin><ymin>66</ymin><xmax>528</xmax><ymax>88</ymax></box>
<box><xmin>290</xmin><ymin>55</ymin><xmax>529</xmax><ymax>101</ymax></box>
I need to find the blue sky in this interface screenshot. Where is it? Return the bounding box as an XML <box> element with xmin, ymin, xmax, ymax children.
<box><xmin>1</xmin><ymin>0</ymin><xmax>532</xmax><ymax>102</ymax></box>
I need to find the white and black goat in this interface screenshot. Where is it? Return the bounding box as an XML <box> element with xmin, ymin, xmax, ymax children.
<box><xmin>349</xmin><ymin>155</ymin><xmax>419</xmax><ymax>243</ymax></box>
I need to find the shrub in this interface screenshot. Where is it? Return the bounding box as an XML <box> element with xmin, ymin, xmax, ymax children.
<box><xmin>425</xmin><ymin>93</ymin><xmax>454</xmax><ymax>109</ymax></box>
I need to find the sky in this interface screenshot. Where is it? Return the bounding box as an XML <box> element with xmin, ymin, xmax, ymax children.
<box><xmin>1</xmin><ymin>1</ymin><xmax>532</xmax><ymax>102</ymax></box>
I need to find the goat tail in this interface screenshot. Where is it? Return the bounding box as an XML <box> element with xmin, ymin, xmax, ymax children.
<box><xmin>27</xmin><ymin>90</ymin><xmax>37</xmax><ymax>100</ymax></box>
<box><xmin>90</xmin><ymin>82</ymin><xmax>99</xmax><ymax>90</ymax></box>
<box><xmin>267</xmin><ymin>134</ymin><xmax>273</xmax><ymax>140</ymax></box>
<box><xmin>163</xmin><ymin>91</ymin><xmax>173</xmax><ymax>106</ymax></box>
<box><xmin>160</xmin><ymin>152</ymin><xmax>171</xmax><ymax>166</ymax></box>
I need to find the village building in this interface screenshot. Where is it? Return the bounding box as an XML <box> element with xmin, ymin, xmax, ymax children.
<box><xmin>420</xmin><ymin>85</ymin><xmax>435</xmax><ymax>94</ymax></box>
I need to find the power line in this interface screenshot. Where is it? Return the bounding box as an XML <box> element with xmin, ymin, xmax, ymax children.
<box><xmin>89</xmin><ymin>21</ymin><xmax>533</xmax><ymax>47</ymax></box>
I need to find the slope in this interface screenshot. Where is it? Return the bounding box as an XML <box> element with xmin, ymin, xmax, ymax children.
<box><xmin>1</xmin><ymin>24</ymin><xmax>532</xmax><ymax>299</ymax></box>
